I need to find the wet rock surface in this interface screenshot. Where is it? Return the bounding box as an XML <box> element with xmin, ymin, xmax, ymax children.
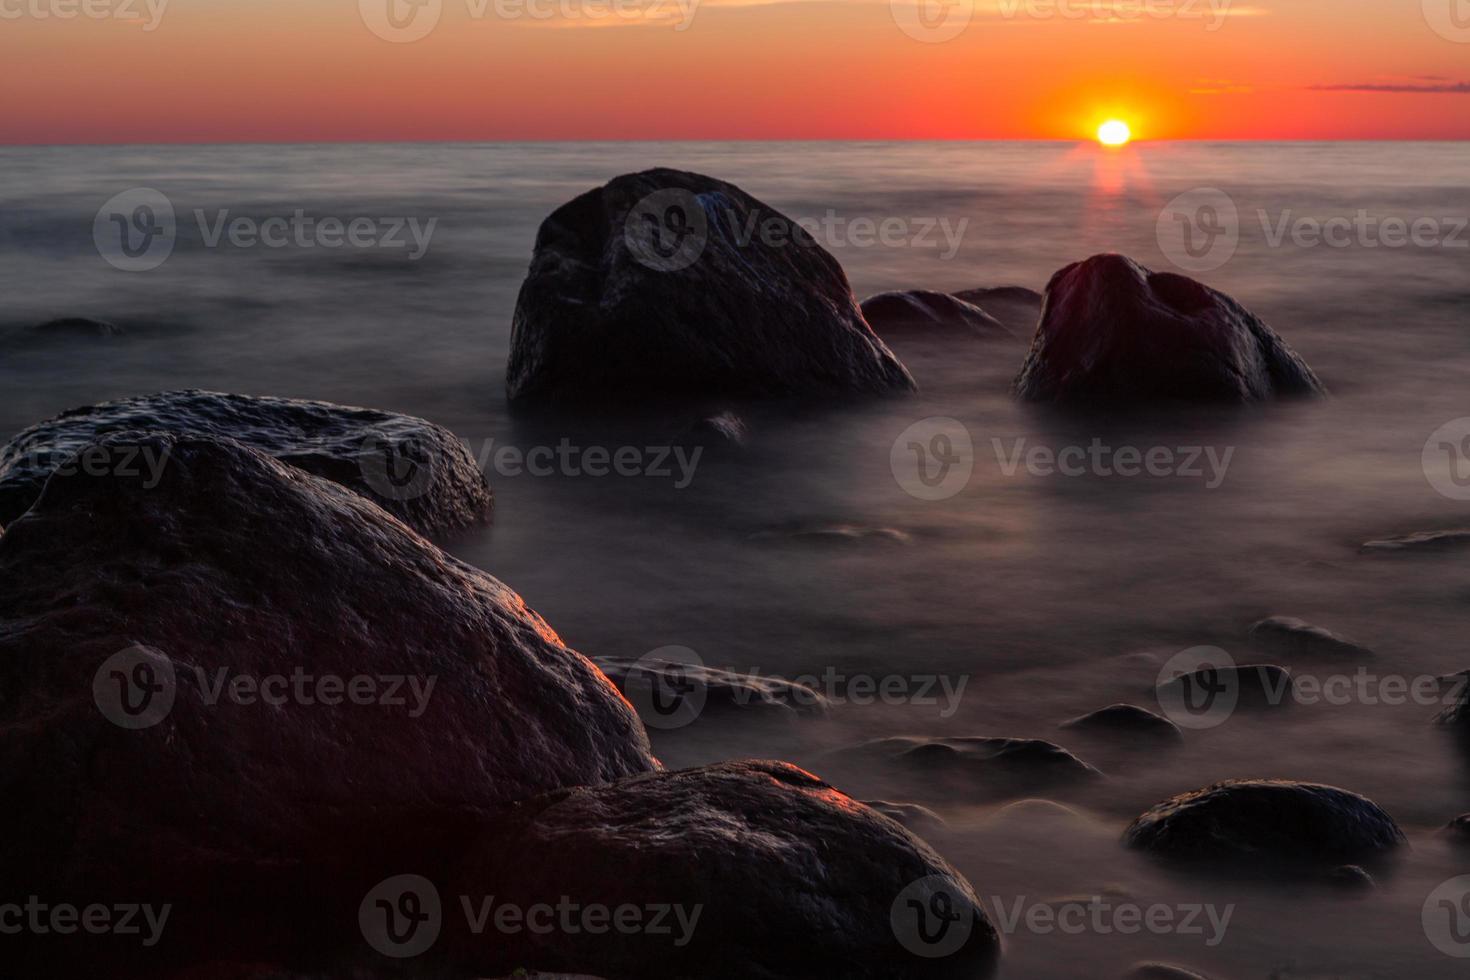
<box><xmin>831</xmin><ymin>735</ymin><xmax>1100</xmax><ymax>799</ymax></box>
<box><xmin>0</xmin><ymin>388</ymin><xmax>492</xmax><ymax>534</ymax></box>
<box><xmin>1061</xmin><ymin>703</ymin><xmax>1183</xmax><ymax>741</ymax></box>
<box><xmin>951</xmin><ymin>285</ymin><xmax>1043</xmax><ymax>336</ymax></box>
<box><xmin>1247</xmin><ymin>616</ymin><xmax>1374</xmax><ymax>662</ymax></box>
<box><xmin>860</xmin><ymin>289</ymin><xmax>1013</xmax><ymax>340</ymax></box>
<box><xmin>1124</xmin><ymin>780</ymin><xmax>1406</xmax><ymax>868</ymax></box>
<box><xmin>593</xmin><ymin>655</ymin><xmax>829</xmax><ymax>723</ymax></box>
<box><xmin>446</xmin><ymin>761</ymin><xmax>1001</xmax><ymax>980</ymax></box>
<box><xmin>507</xmin><ymin>168</ymin><xmax>914</xmax><ymax>407</ymax></box>
<box><xmin>1013</xmin><ymin>254</ymin><xmax>1325</xmax><ymax>404</ymax></box>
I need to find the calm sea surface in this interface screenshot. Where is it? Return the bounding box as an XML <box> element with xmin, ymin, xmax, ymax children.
<box><xmin>3</xmin><ymin>141</ymin><xmax>1470</xmax><ymax>977</ymax></box>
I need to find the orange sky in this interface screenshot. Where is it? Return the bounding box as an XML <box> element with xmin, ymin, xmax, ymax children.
<box><xmin>4</xmin><ymin>0</ymin><xmax>1468</xmax><ymax>142</ymax></box>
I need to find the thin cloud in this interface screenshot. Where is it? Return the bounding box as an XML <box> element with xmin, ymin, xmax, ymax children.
<box><xmin>1310</xmin><ymin>81</ymin><xmax>1470</xmax><ymax>94</ymax></box>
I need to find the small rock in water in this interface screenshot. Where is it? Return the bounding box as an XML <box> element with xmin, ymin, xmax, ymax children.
<box><xmin>1361</xmin><ymin>529</ymin><xmax>1470</xmax><ymax>554</ymax></box>
<box><xmin>749</xmin><ymin>523</ymin><xmax>913</xmax><ymax>546</ymax></box>
<box><xmin>862</xmin><ymin>799</ymin><xmax>948</xmax><ymax>832</ymax></box>
<box><xmin>1154</xmin><ymin>663</ymin><xmax>1294</xmax><ymax>711</ymax></box>
<box><xmin>988</xmin><ymin>798</ymin><xmax>1085</xmax><ymax>825</ymax></box>
<box><xmin>682</xmin><ymin>410</ymin><xmax>749</xmax><ymax>448</ymax></box>
<box><xmin>1124</xmin><ymin>779</ymin><xmax>1406</xmax><ymax>868</ymax></box>
<box><xmin>1122</xmin><ymin>963</ymin><xmax>1214</xmax><ymax>980</ymax></box>
<box><xmin>1441</xmin><ymin>813</ymin><xmax>1470</xmax><ymax>842</ymax></box>
<box><xmin>1327</xmin><ymin>864</ymin><xmax>1375</xmax><ymax>890</ymax></box>
<box><xmin>1061</xmin><ymin>703</ymin><xmax>1183</xmax><ymax>741</ymax></box>
<box><xmin>31</xmin><ymin>315</ymin><xmax>124</xmax><ymax>337</ymax></box>
<box><xmin>594</xmin><ymin>655</ymin><xmax>829</xmax><ymax>722</ymax></box>
<box><xmin>507</xmin><ymin>168</ymin><xmax>915</xmax><ymax>407</ymax></box>
<box><xmin>860</xmin><ymin>289</ymin><xmax>1014</xmax><ymax>340</ymax></box>
<box><xmin>0</xmin><ymin>388</ymin><xmax>492</xmax><ymax>534</ymax></box>
<box><xmin>951</xmin><ymin>285</ymin><xmax>1043</xmax><ymax>336</ymax></box>
<box><xmin>1433</xmin><ymin>671</ymin><xmax>1470</xmax><ymax>727</ymax></box>
<box><xmin>1013</xmin><ymin>253</ymin><xmax>1325</xmax><ymax>404</ymax></box>
<box><xmin>832</xmin><ymin>735</ymin><xmax>1100</xmax><ymax>799</ymax></box>
<box><xmin>447</xmin><ymin>761</ymin><xmax>1002</xmax><ymax>980</ymax></box>
<box><xmin>1248</xmin><ymin>616</ymin><xmax>1375</xmax><ymax>662</ymax></box>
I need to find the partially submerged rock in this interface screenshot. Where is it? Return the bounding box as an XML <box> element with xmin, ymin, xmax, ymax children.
<box><xmin>507</xmin><ymin>168</ymin><xmax>915</xmax><ymax>407</ymax></box>
<box><xmin>1122</xmin><ymin>964</ymin><xmax>1214</xmax><ymax>980</ymax></box>
<box><xmin>860</xmin><ymin>290</ymin><xmax>1013</xmax><ymax>340</ymax></box>
<box><xmin>748</xmin><ymin>523</ymin><xmax>913</xmax><ymax>547</ymax></box>
<box><xmin>1013</xmin><ymin>254</ymin><xmax>1325</xmax><ymax>404</ymax></box>
<box><xmin>447</xmin><ymin>761</ymin><xmax>1001</xmax><ymax>980</ymax></box>
<box><xmin>681</xmin><ymin>410</ymin><xmax>749</xmax><ymax>449</ymax></box>
<box><xmin>1154</xmin><ymin>663</ymin><xmax>1293</xmax><ymax>711</ymax></box>
<box><xmin>1248</xmin><ymin>616</ymin><xmax>1374</xmax><ymax>663</ymax></box>
<box><xmin>833</xmin><ymin>735</ymin><xmax>1099</xmax><ymax>797</ymax></box>
<box><xmin>951</xmin><ymin>285</ymin><xmax>1043</xmax><ymax>336</ymax></box>
<box><xmin>32</xmin><ymin>315</ymin><xmax>124</xmax><ymax>337</ymax></box>
<box><xmin>1061</xmin><ymin>703</ymin><xmax>1182</xmax><ymax>741</ymax></box>
<box><xmin>0</xmin><ymin>389</ymin><xmax>491</xmax><ymax>534</ymax></box>
<box><xmin>1124</xmin><ymin>780</ymin><xmax>1405</xmax><ymax>867</ymax></box>
<box><xmin>0</xmin><ymin>433</ymin><xmax>654</xmax><ymax>971</ymax></box>
<box><xmin>1441</xmin><ymin>814</ymin><xmax>1470</xmax><ymax>843</ymax></box>
<box><xmin>594</xmin><ymin>656</ymin><xmax>829</xmax><ymax>724</ymax></box>
<box><xmin>1361</xmin><ymin>529</ymin><xmax>1470</xmax><ymax>554</ymax></box>
<box><xmin>862</xmin><ymin>799</ymin><xmax>948</xmax><ymax>832</ymax></box>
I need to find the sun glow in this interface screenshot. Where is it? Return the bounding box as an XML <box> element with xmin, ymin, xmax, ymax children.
<box><xmin>1097</xmin><ymin>120</ymin><xmax>1132</xmax><ymax>147</ymax></box>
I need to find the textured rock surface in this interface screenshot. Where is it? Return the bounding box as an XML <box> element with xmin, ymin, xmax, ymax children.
<box><xmin>447</xmin><ymin>761</ymin><xmax>1001</xmax><ymax>980</ymax></box>
<box><xmin>860</xmin><ymin>290</ymin><xmax>1013</xmax><ymax>340</ymax></box>
<box><xmin>1248</xmin><ymin>616</ymin><xmax>1374</xmax><ymax>662</ymax></box>
<box><xmin>0</xmin><ymin>433</ymin><xmax>654</xmax><ymax>973</ymax></box>
<box><xmin>1061</xmin><ymin>703</ymin><xmax>1182</xmax><ymax>740</ymax></box>
<box><xmin>1013</xmin><ymin>254</ymin><xmax>1324</xmax><ymax>404</ymax></box>
<box><xmin>507</xmin><ymin>168</ymin><xmax>915</xmax><ymax>407</ymax></box>
<box><xmin>951</xmin><ymin>285</ymin><xmax>1043</xmax><ymax>336</ymax></box>
<box><xmin>0</xmin><ymin>389</ymin><xmax>491</xmax><ymax>534</ymax></box>
<box><xmin>1124</xmin><ymin>780</ymin><xmax>1405</xmax><ymax>866</ymax></box>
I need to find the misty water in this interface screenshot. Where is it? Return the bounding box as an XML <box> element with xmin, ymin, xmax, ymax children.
<box><xmin>3</xmin><ymin>141</ymin><xmax>1469</xmax><ymax>977</ymax></box>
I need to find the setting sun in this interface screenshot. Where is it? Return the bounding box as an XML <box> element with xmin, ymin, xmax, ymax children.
<box><xmin>1097</xmin><ymin>120</ymin><xmax>1132</xmax><ymax>147</ymax></box>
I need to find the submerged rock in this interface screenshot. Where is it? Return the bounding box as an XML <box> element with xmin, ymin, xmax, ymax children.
<box><xmin>951</xmin><ymin>285</ymin><xmax>1043</xmax><ymax>336</ymax></box>
<box><xmin>1124</xmin><ymin>780</ymin><xmax>1405</xmax><ymax>867</ymax></box>
<box><xmin>1327</xmin><ymin>864</ymin><xmax>1375</xmax><ymax>890</ymax></box>
<box><xmin>1122</xmin><ymin>964</ymin><xmax>1214</xmax><ymax>980</ymax></box>
<box><xmin>833</xmin><ymin>735</ymin><xmax>1099</xmax><ymax>797</ymax></box>
<box><xmin>507</xmin><ymin>168</ymin><xmax>915</xmax><ymax>407</ymax></box>
<box><xmin>1154</xmin><ymin>663</ymin><xmax>1294</xmax><ymax>711</ymax></box>
<box><xmin>593</xmin><ymin>655</ymin><xmax>828</xmax><ymax>724</ymax></box>
<box><xmin>448</xmin><ymin>761</ymin><xmax>1001</xmax><ymax>980</ymax></box>
<box><xmin>862</xmin><ymin>799</ymin><xmax>948</xmax><ymax>832</ymax></box>
<box><xmin>748</xmin><ymin>523</ymin><xmax>913</xmax><ymax>546</ymax></box>
<box><xmin>1248</xmin><ymin>616</ymin><xmax>1374</xmax><ymax>662</ymax></box>
<box><xmin>681</xmin><ymin>410</ymin><xmax>749</xmax><ymax>449</ymax></box>
<box><xmin>1434</xmin><ymin>671</ymin><xmax>1470</xmax><ymax>727</ymax></box>
<box><xmin>1013</xmin><ymin>254</ymin><xmax>1325</xmax><ymax>404</ymax></box>
<box><xmin>0</xmin><ymin>389</ymin><xmax>491</xmax><ymax>534</ymax></box>
<box><xmin>1361</xmin><ymin>529</ymin><xmax>1470</xmax><ymax>554</ymax></box>
<box><xmin>1441</xmin><ymin>814</ymin><xmax>1470</xmax><ymax>843</ymax></box>
<box><xmin>860</xmin><ymin>290</ymin><xmax>1013</xmax><ymax>340</ymax></box>
<box><xmin>0</xmin><ymin>433</ymin><xmax>654</xmax><ymax>972</ymax></box>
<box><xmin>32</xmin><ymin>315</ymin><xmax>124</xmax><ymax>337</ymax></box>
<box><xmin>1061</xmin><ymin>703</ymin><xmax>1182</xmax><ymax>741</ymax></box>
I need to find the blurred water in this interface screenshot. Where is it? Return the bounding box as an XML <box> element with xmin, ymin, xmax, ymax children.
<box><xmin>2</xmin><ymin>141</ymin><xmax>1470</xmax><ymax>977</ymax></box>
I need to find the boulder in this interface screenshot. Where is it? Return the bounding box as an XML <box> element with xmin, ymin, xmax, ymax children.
<box><xmin>1013</xmin><ymin>254</ymin><xmax>1325</xmax><ymax>404</ymax></box>
<box><xmin>831</xmin><ymin>736</ymin><xmax>1099</xmax><ymax>798</ymax></box>
<box><xmin>1060</xmin><ymin>703</ymin><xmax>1182</xmax><ymax>741</ymax></box>
<box><xmin>0</xmin><ymin>389</ymin><xmax>491</xmax><ymax>535</ymax></box>
<box><xmin>859</xmin><ymin>290</ymin><xmax>1013</xmax><ymax>340</ymax></box>
<box><xmin>445</xmin><ymin>761</ymin><xmax>1000</xmax><ymax>980</ymax></box>
<box><xmin>1361</xmin><ymin>529</ymin><xmax>1470</xmax><ymax>554</ymax></box>
<box><xmin>951</xmin><ymin>285</ymin><xmax>1043</xmax><ymax>336</ymax></box>
<box><xmin>1248</xmin><ymin>616</ymin><xmax>1374</xmax><ymax>663</ymax></box>
<box><xmin>0</xmin><ymin>433</ymin><xmax>655</xmax><ymax>973</ymax></box>
<box><xmin>1124</xmin><ymin>780</ymin><xmax>1405</xmax><ymax>867</ymax></box>
<box><xmin>506</xmin><ymin>168</ymin><xmax>915</xmax><ymax>407</ymax></box>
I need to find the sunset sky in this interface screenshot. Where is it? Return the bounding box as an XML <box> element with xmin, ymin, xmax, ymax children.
<box><xmin>5</xmin><ymin>0</ymin><xmax>1469</xmax><ymax>142</ymax></box>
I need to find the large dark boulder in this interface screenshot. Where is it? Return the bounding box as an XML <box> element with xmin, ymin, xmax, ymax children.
<box><xmin>506</xmin><ymin>169</ymin><xmax>915</xmax><ymax>407</ymax></box>
<box><xmin>1124</xmin><ymin>780</ymin><xmax>1405</xmax><ymax>868</ymax></box>
<box><xmin>445</xmin><ymin>761</ymin><xmax>1000</xmax><ymax>980</ymax></box>
<box><xmin>1013</xmin><ymin>254</ymin><xmax>1325</xmax><ymax>403</ymax></box>
<box><xmin>860</xmin><ymin>290</ymin><xmax>1013</xmax><ymax>340</ymax></box>
<box><xmin>0</xmin><ymin>389</ymin><xmax>492</xmax><ymax>535</ymax></box>
<box><xmin>0</xmin><ymin>433</ymin><xmax>654</xmax><ymax>973</ymax></box>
